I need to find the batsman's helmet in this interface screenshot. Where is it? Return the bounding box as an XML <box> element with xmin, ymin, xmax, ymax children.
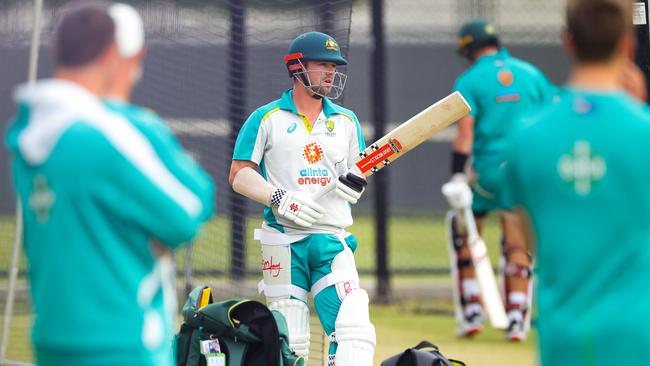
<box><xmin>285</xmin><ymin>31</ymin><xmax>347</xmax><ymax>67</ymax></box>
<box><xmin>284</xmin><ymin>31</ymin><xmax>348</xmax><ymax>99</ymax></box>
<box><xmin>457</xmin><ymin>19</ymin><xmax>500</xmax><ymax>59</ymax></box>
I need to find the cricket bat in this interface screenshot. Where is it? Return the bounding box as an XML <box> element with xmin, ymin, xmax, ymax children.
<box><xmin>313</xmin><ymin>91</ymin><xmax>471</xmax><ymax>199</ymax></box>
<box><xmin>461</xmin><ymin>204</ymin><xmax>510</xmax><ymax>329</ymax></box>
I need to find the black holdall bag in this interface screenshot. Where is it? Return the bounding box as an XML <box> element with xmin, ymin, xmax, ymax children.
<box><xmin>381</xmin><ymin>341</ymin><xmax>466</xmax><ymax>366</ymax></box>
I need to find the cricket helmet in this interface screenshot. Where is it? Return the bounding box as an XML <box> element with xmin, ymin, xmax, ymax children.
<box><xmin>284</xmin><ymin>31</ymin><xmax>348</xmax><ymax>99</ymax></box>
<box><xmin>285</xmin><ymin>31</ymin><xmax>347</xmax><ymax>66</ymax></box>
<box><xmin>457</xmin><ymin>19</ymin><xmax>500</xmax><ymax>59</ymax></box>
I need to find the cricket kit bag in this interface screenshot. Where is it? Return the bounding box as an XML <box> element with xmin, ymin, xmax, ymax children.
<box><xmin>175</xmin><ymin>286</ymin><xmax>304</xmax><ymax>366</ymax></box>
<box><xmin>380</xmin><ymin>341</ymin><xmax>466</xmax><ymax>366</ymax></box>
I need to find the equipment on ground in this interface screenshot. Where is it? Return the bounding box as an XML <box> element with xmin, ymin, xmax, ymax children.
<box><xmin>381</xmin><ymin>340</ymin><xmax>466</xmax><ymax>366</ymax></box>
<box><xmin>175</xmin><ymin>286</ymin><xmax>303</xmax><ymax>366</ymax></box>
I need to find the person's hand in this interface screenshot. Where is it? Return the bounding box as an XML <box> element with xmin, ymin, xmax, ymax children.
<box><xmin>335</xmin><ymin>171</ymin><xmax>367</xmax><ymax>204</ymax></box>
<box><xmin>271</xmin><ymin>189</ymin><xmax>325</xmax><ymax>227</ymax></box>
<box><xmin>441</xmin><ymin>174</ymin><xmax>473</xmax><ymax>209</ymax></box>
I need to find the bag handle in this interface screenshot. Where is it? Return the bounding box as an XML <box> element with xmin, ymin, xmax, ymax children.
<box><xmin>413</xmin><ymin>340</ymin><xmax>439</xmax><ymax>351</ymax></box>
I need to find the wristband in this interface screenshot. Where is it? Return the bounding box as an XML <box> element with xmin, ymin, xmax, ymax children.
<box><xmin>451</xmin><ymin>151</ymin><xmax>469</xmax><ymax>174</ymax></box>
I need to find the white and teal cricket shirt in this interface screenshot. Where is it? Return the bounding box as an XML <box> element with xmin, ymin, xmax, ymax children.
<box><xmin>233</xmin><ymin>88</ymin><xmax>365</xmax><ymax>232</ymax></box>
<box><xmin>5</xmin><ymin>79</ymin><xmax>214</xmax><ymax>360</ymax></box>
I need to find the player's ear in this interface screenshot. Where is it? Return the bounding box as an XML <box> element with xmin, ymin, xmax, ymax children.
<box><xmin>619</xmin><ymin>32</ymin><xmax>636</xmax><ymax>61</ymax></box>
<box><xmin>136</xmin><ymin>46</ymin><xmax>147</xmax><ymax>63</ymax></box>
<box><xmin>98</xmin><ymin>41</ymin><xmax>121</xmax><ymax>67</ymax></box>
<box><xmin>561</xmin><ymin>29</ymin><xmax>576</xmax><ymax>59</ymax></box>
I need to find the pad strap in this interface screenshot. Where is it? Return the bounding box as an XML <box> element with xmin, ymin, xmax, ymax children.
<box><xmin>254</xmin><ymin>228</ymin><xmax>308</xmax><ymax>245</ymax></box>
<box><xmin>456</xmin><ymin>258</ymin><xmax>472</xmax><ymax>268</ymax></box>
<box><xmin>503</xmin><ymin>263</ymin><xmax>532</xmax><ymax>279</ymax></box>
<box><xmin>257</xmin><ymin>281</ymin><xmax>308</xmax><ymax>302</ymax></box>
<box><xmin>311</xmin><ymin>270</ymin><xmax>360</xmax><ymax>298</ymax></box>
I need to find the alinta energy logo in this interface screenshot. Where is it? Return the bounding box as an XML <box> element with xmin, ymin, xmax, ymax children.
<box><xmin>302</xmin><ymin>142</ymin><xmax>323</xmax><ymax>164</ymax></box>
<box><xmin>298</xmin><ymin>142</ymin><xmax>332</xmax><ymax>186</ymax></box>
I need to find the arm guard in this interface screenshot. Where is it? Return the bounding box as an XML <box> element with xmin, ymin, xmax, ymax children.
<box><xmin>231</xmin><ymin>166</ymin><xmax>276</xmax><ymax>206</ymax></box>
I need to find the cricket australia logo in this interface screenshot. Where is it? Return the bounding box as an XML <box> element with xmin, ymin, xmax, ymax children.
<box><xmin>29</xmin><ymin>174</ymin><xmax>55</xmax><ymax>223</ymax></box>
<box><xmin>302</xmin><ymin>142</ymin><xmax>323</xmax><ymax>165</ymax></box>
<box><xmin>557</xmin><ymin>140</ymin><xmax>606</xmax><ymax>196</ymax></box>
<box><xmin>326</xmin><ymin>119</ymin><xmax>335</xmax><ymax>133</ymax></box>
<box><xmin>325</xmin><ymin>38</ymin><xmax>339</xmax><ymax>51</ymax></box>
<box><xmin>325</xmin><ymin>119</ymin><xmax>336</xmax><ymax>136</ymax></box>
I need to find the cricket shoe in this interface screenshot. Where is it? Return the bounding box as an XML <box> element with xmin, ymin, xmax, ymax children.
<box><xmin>505</xmin><ymin>316</ymin><xmax>526</xmax><ymax>342</ymax></box>
<box><xmin>456</xmin><ymin>303</ymin><xmax>485</xmax><ymax>337</ymax></box>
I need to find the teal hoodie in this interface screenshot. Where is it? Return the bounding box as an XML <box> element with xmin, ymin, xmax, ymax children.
<box><xmin>5</xmin><ymin>79</ymin><xmax>214</xmax><ymax>364</ymax></box>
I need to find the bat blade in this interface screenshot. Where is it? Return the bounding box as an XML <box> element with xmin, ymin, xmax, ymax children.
<box><xmin>463</xmin><ymin>206</ymin><xmax>510</xmax><ymax>329</ymax></box>
<box><xmin>311</xmin><ymin>91</ymin><xmax>470</xmax><ymax>201</ymax></box>
<box><xmin>355</xmin><ymin>91</ymin><xmax>470</xmax><ymax>176</ymax></box>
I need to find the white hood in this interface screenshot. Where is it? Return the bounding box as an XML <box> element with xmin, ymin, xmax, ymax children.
<box><xmin>13</xmin><ymin>79</ymin><xmax>105</xmax><ymax>166</ymax></box>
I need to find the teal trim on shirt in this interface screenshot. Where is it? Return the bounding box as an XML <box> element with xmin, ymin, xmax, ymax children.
<box><xmin>232</xmin><ymin>99</ymin><xmax>283</xmax><ymax>161</ymax></box>
<box><xmin>235</xmin><ymin>89</ymin><xmax>366</xmax><ymax>161</ymax></box>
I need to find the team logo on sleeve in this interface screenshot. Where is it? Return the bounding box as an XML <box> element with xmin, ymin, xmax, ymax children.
<box><xmin>557</xmin><ymin>140</ymin><xmax>606</xmax><ymax>196</ymax></box>
<box><xmin>29</xmin><ymin>174</ymin><xmax>55</xmax><ymax>223</ymax></box>
<box><xmin>302</xmin><ymin>142</ymin><xmax>323</xmax><ymax>164</ymax></box>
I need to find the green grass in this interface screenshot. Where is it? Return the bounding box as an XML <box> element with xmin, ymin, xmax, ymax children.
<box><xmin>372</xmin><ymin>302</ymin><xmax>537</xmax><ymax>366</ymax></box>
<box><xmin>180</xmin><ymin>213</ymin><xmax>505</xmax><ymax>276</ymax></box>
<box><xmin>3</xmin><ymin>304</ymin><xmax>537</xmax><ymax>366</ymax></box>
<box><xmin>0</xmin><ymin>214</ymin><xmax>524</xmax><ymax>365</ymax></box>
<box><xmin>1</xmin><ymin>214</ymin><xmax>505</xmax><ymax>274</ymax></box>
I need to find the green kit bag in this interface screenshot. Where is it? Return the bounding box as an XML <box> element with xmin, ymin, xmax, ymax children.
<box><xmin>175</xmin><ymin>286</ymin><xmax>303</xmax><ymax>366</ymax></box>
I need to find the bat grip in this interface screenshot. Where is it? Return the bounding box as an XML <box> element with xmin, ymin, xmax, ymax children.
<box><xmin>462</xmin><ymin>205</ymin><xmax>481</xmax><ymax>243</ymax></box>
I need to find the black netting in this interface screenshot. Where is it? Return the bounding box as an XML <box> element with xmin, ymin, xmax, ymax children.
<box><xmin>0</xmin><ymin>1</ymin><xmax>572</xmax><ymax>364</ymax></box>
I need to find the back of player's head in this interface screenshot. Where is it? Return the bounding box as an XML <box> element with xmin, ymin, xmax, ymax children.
<box><xmin>457</xmin><ymin>19</ymin><xmax>500</xmax><ymax>59</ymax></box>
<box><xmin>51</xmin><ymin>1</ymin><xmax>144</xmax><ymax>68</ymax></box>
<box><xmin>566</xmin><ymin>0</ymin><xmax>633</xmax><ymax>62</ymax></box>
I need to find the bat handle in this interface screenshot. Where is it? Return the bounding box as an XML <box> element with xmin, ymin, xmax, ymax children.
<box><xmin>311</xmin><ymin>179</ymin><xmax>337</xmax><ymax>201</ymax></box>
<box><xmin>462</xmin><ymin>205</ymin><xmax>481</xmax><ymax>243</ymax></box>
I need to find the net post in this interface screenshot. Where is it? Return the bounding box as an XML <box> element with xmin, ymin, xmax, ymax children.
<box><xmin>227</xmin><ymin>0</ymin><xmax>248</xmax><ymax>283</ymax></box>
<box><xmin>371</xmin><ymin>0</ymin><xmax>391</xmax><ymax>304</ymax></box>
<box><xmin>1</xmin><ymin>0</ymin><xmax>43</xmax><ymax>363</ymax></box>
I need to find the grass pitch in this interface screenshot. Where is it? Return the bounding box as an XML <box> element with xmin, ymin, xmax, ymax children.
<box><xmin>0</xmin><ymin>214</ymin><xmax>536</xmax><ymax>365</ymax></box>
<box><xmin>372</xmin><ymin>302</ymin><xmax>536</xmax><ymax>365</ymax></box>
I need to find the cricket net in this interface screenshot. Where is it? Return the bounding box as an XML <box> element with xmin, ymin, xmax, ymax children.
<box><xmin>0</xmin><ymin>1</ymin><xmax>352</xmax><ymax>365</ymax></box>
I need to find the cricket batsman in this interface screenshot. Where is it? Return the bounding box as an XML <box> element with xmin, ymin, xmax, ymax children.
<box><xmin>442</xmin><ymin>19</ymin><xmax>556</xmax><ymax>340</ymax></box>
<box><xmin>228</xmin><ymin>31</ymin><xmax>375</xmax><ymax>365</ymax></box>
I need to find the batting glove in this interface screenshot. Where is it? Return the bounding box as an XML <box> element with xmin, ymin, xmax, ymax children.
<box><xmin>335</xmin><ymin>171</ymin><xmax>367</xmax><ymax>204</ymax></box>
<box><xmin>271</xmin><ymin>189</ymin><xmax>325</xmax><ymax>227</ymax></box>
<box><xmin>441</xmin><ymin>175</ymin><xmax>473</xmax><ymax>210</ymax></box>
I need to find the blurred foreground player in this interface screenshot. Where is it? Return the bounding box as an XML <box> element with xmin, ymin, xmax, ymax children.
<box><xmin>502</xmin><ymin>0</ymin><xmax>650</xmax><ymax>364</ymax></box>
<box><xmin>5</xmin><ymin>2</ymin><xmax>214</xmax><ymax>365</ymax></box>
